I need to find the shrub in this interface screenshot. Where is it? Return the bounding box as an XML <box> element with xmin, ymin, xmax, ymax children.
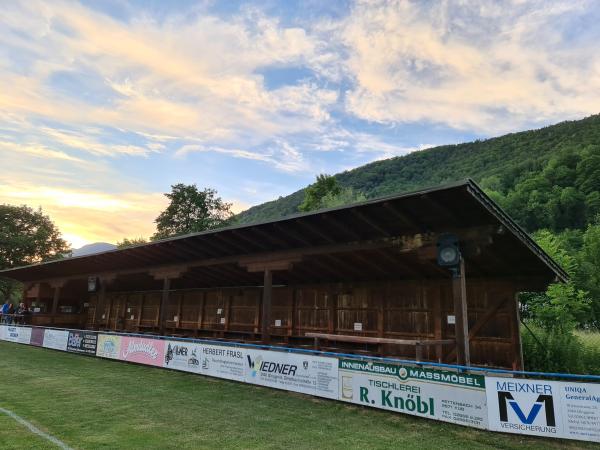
<box><xmin>521</xmin><ymin>325</ymin><xmax>600</xmax><ymax>375</ymax></box>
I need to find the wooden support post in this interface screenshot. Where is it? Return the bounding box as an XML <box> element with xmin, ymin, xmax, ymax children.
<box><xmin>196</xmin><ymin>292</ymin><xmax>206</xmax><ymax>337</ymax></box>
<box><xmin>290</xmin><ymin>288</ymin><xmax>296</xmax><ymax>337</ymax></box>
<box><xmin>261</xmin><ymin>269</ymin><xmax>272</xmax><ymax>343</ymax></box>
<box><xmin>415</xmin><ymin>343</ymin><xmax>423</xmax><ymax>362</ymax></box>
<box><xmin>49</xmin><ymin>280</ymin><xmax>65</xmax><ymax>325</ymax></box>
<box><xmin>95</xmin><ymin>280</ymin><xmax>107</xmax><ymax>330</ymax></box>
<box><xmin>328</xmin><ymin>289</ymin><xmax>336</xmax><ymax>334</ymax></box>
<box><xmin>511</xmin><ymin>292</ymin><xmax>524</xmax><ymax>371</ymax></box>
<box><xmin>452</xmin><ymin>258</ymin><xmax>470</xmax><ymax>366</ymax></box>
<box><xmin>51</xmin><ymin>285</ymin><xmax>61</xmax><ymax>323</ymax></box>
<box><xmin>158</xmin><ymin>277</ymin><xmax>171</xmax><ymax>335</ymax></box>
<box><xmin>433</xmin><ymin>284</ymin><xmax>443</xmax><ymax>362</ymax></box>
<box><xmin>136</xmin><ymin>294</ymin><xmax>144</xmax><ymax>331</ymax></box>
<box><xmin>176</xmin><ymin>294</ymin><xmax>183</xmax><ymax>328</ymax></box>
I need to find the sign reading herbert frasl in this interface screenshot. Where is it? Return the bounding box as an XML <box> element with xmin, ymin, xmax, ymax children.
<box><xmin>338</xmin><ymin>359</ymin><xmax>488</xmax><ymax>429</ymax></box>
<box><xmin>486</xmin><ymin>377</ymin><xmax>600</xmax><ymax>442</ymax></box>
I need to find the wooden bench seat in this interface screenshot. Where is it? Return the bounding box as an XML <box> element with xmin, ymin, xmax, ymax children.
<box><xmin>305</xmin><ymin>332</ymin><xmax>455</xmax><ymax>362</ymax></box>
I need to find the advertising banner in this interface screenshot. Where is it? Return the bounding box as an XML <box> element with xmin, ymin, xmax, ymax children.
<box><xmin>3</xmin><ymin>326</ymin><xmax>32</xmax><ymax>344</ymax></box>
<box><xmin>338</xmin><ymin>359</ymin><xmax>488</xmax><ymax>429</ymax></box>
<box><xmin>200</xmin><ymin>344</ymin><xmax>246</xmax><ymax>382</ymax></box>
<box><xmin>30</xmin><ymin>327</ymin><xmax>45</xmax><ymax>346</ymax></box>
<box><xmin>486</xmin><ymin>377</ymin><xmax>600</xmax><ymax>442</ymax></box>
<box><xmin>163</xmin><ymin>340</ymin><xmax>203</xmax><ymax>374</ymax></box>
<box><xmin>67</xmin><ymin>330</ymin><xmax>98</xmax><ymax>355</ymax></box>
<box><xmin>96</xmin><ymin>334</ymin><xmax>122</xmax><ymax>359</ymax></box>
<box><xmin>120</xmin><ymin>336</ymin><xmax>165</xmax><ymax>367</ymax></box>
<box><xmin>245</xmin><ymin>349</ymin><xmax>339</xmax><ymax>399</ymax></box>
<box><xmin>42</xmin><ymin>328</ymin><xmax>69</xmax><ymax>351</ymax></box>
<box><xmin>0</xmin><ymin>325</ymin><xmax>7</xmax><ymax>341</ymax></box>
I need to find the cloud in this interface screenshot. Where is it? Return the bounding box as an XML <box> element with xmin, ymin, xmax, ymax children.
<box><xmin>1</xmin><ymin>0</ymin><xmax>600</xmax><ymax>246</ymax></box>
<box><xmin>0</xmin><ymin>1</ymin><xmax>336</xmax><ymax>151</ymax></box>
<box><xmin>0</xmin><ymin>180</ymin><xmax>168</xmax><ymax>247</ymax></box>
<box><xmin>333</xmin><ymin>0</ymin><xmax>600</xmax><ymax>133</ymax></box>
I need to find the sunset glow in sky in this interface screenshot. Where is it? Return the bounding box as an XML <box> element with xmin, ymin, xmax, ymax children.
<box><xmin>2</xmin><ymin>0</ymin><xmax>600</xmax><ymax>248</ymax></box>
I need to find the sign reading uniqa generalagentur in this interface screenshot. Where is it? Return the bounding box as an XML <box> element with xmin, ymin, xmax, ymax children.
<box><xmin>338</xmin><ymin>359</ymin><xmax>488</xmax><ymax>429</ymax></box>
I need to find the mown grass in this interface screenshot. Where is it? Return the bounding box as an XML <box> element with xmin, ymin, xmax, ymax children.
<box><xmin>0</xmin><ymin>342</ymin><xmax>596</xmax><ymax>450</ymax></box>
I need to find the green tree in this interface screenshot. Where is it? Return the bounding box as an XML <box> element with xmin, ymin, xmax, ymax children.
<box><xmin>524</xmin><ymin>230</ymin><xmax>590</xmax><ymax>330</ymax></box>
<box><xmin>0</xmin><ymin>205</ymin><xmax>70</xmax><ymax>302</ymax></box>
<box><xmin>577</xmin><ymin>220</ymin><xmax>600</xmax><ymax>326</ymax></box>
<box><xmin>153</xmin><ymin>184</ymin><xmax>233</xmax><ymax>239</ymax></box>
<box><xmin>319</xmin><ymin>187</ymin><xmax>367</xmax><ymax>209</ymax></box>
<box><xmin>116</xmin><ymin>237</ymin><xmax>148</xmax><ymax>249</ymax></box>
<box><xmin>298</xmin><ymin>174</ymin><xmax>341</xmax><ymax>212</ymax></box>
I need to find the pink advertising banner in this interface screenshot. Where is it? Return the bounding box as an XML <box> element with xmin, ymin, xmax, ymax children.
<box><xmin>119</xmin><ymin>336</ymin><xmax>165</xmax><ymax>367</ymax></box>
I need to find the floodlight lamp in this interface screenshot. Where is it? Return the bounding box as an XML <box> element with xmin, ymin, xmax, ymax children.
<box><xmin>437</xmin><ymin>234</ymin><xmax>461</xmax><ymax>267</ymax></box>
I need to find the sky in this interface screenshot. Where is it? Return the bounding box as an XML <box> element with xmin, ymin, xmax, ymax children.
<box><xmin>1</xmin><ymin>0</ymin><xmax>600</xmax><ymax>248</ymax></box>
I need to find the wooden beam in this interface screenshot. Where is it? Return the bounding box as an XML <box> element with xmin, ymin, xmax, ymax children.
<box><xmin>261</xmin><ymin>269</ymin><xmax>272</xmax><ymax>342</ymax></box>
<box><xmin>149</xmin><ymin>265</ymin><xmax>187</xmax><ymax>280</ymax></box>
<box><xmin>383</xmin><ymin>202</ymin><xmax>424</xmax><ymax>230</ymax></box>
<box><xmin>323</xmin><ymin>214</ymin><xmax>360</xmax><ymax>240</ymax></box>
<box><xmin>294</xmin><ymin>219</ymin><xmax>336</xmax><ymax>243</ymax></box>
<box><xmin>452</xmin><ymin>258</ymin><xmax>470</xmax><ymax>366</ymax></box>
<box><xmin>243</xmin><ymin>260</ymin><xmax>297</xmax><ymax>273</ymax></box>
<box><xmin>232</xmin><ymin>230</ymin><xmax>270</xmax><ymax>251</ymax></box>
<box><xmin>158</xmin><ymin>277</ymin><xmax>171</xmax><ymax>335</ymax></box>
<box><xmin>352</xmin><ymin>209</ymin><xmax>391</xmax><ymax>237</ymax></box>
<box><xmin>250</xmin><ymin>226</ymin><xmax>291</xmax><ymax>249</ymax></box>
<box><xmin>273</xmin><ymin>223</ymin><xmax>312</xmax><ymax>246</ymax></box>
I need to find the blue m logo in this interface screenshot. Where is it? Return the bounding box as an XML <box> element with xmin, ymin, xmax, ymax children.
<box><xmin>498</xmin><ymin>392</ymin><xmax>556</xmax><ymax>426</ymax></box>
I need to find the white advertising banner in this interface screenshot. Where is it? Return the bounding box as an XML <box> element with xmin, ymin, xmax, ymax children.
<box><xmin>200</xmin><ymin>344</ymin><xmax>246</xmax><ymax>382</ymax></box>
<box><xmin>96</xmin><ymin>334</ymin><xmax>122</xmax><ymax>360</ymax></box>
<box><xmin>338</xmin><ymin>359</ymin><xmax>488</xmax><ymax>429</ymax></box>
<box><xmin>42</xmin><ymin>328</ymin><xmax>69</xmax><ymax>351</ymax></box>
<box><xmin>245</xmin><ymin>349</ymin><xmax>338</xmax><ymax>399</ymax></box>
<box><xmin>0</xmin><ymin>325</ymin><xmax>7</xmax><ymax>341</ymax></box>
<box><xmin>163</xmin><ymin>340</ymin><xmax>203</xmax><ymax>374</ymax></box>
<box><xmin>486</xmin><ymin>377</ymin><xmax>600</xmax><ymax>442</ymax></box>
<box><xmin>3</xmin><ymin>326</ymin><xmax>32</xmax><ymax>344</ymax></box>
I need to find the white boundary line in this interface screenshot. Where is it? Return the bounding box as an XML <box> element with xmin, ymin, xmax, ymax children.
<box><xmin>0</xmin><ymin>406</ymin><xmax>73</xmax><ymax>450</ymax></box>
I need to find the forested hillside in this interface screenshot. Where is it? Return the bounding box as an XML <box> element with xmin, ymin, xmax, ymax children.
<box><xmin>235</xmin><ymin>114</ymin><xmax>600</xmax><ymax>232</ymax></box>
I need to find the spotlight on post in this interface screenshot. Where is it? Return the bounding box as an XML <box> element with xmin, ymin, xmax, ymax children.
<box><xmin>88</xmin><ymin>276</ymin><xmax>99</xmax><ymax>293</ymax></box>
<box><xmin>437</xmin><ymin>234</ymin><xmax>461</xmax><ymax>277</ymax></box>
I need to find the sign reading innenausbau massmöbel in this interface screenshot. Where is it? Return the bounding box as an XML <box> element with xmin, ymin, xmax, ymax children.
<box><xmin>338</xmin><ymin>359</ymin><xmax>488</xmax><ymax>429</ymax></box>
<box><xmin>487</xmin><ymin>377</ymin><xmax>600</xmax><ymax>443</ymax></box>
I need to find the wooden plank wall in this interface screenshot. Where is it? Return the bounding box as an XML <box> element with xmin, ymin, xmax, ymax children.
<box><xmin>84</xmin><ymin>279</ymin><xmax>519</xmax><ymax>368</ymax></box>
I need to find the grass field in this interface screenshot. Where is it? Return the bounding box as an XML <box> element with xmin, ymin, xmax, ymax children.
<box><xmin>0</xmin><ymin>342</ymin><xmax>597</xmax><ymax>450</ymax></box>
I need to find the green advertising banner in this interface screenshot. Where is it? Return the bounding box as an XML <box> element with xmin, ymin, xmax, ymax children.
<box><xmin>338</xmin><ymin>359</ymin><xmax>488</xmax><ymax>429</ymax></box>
